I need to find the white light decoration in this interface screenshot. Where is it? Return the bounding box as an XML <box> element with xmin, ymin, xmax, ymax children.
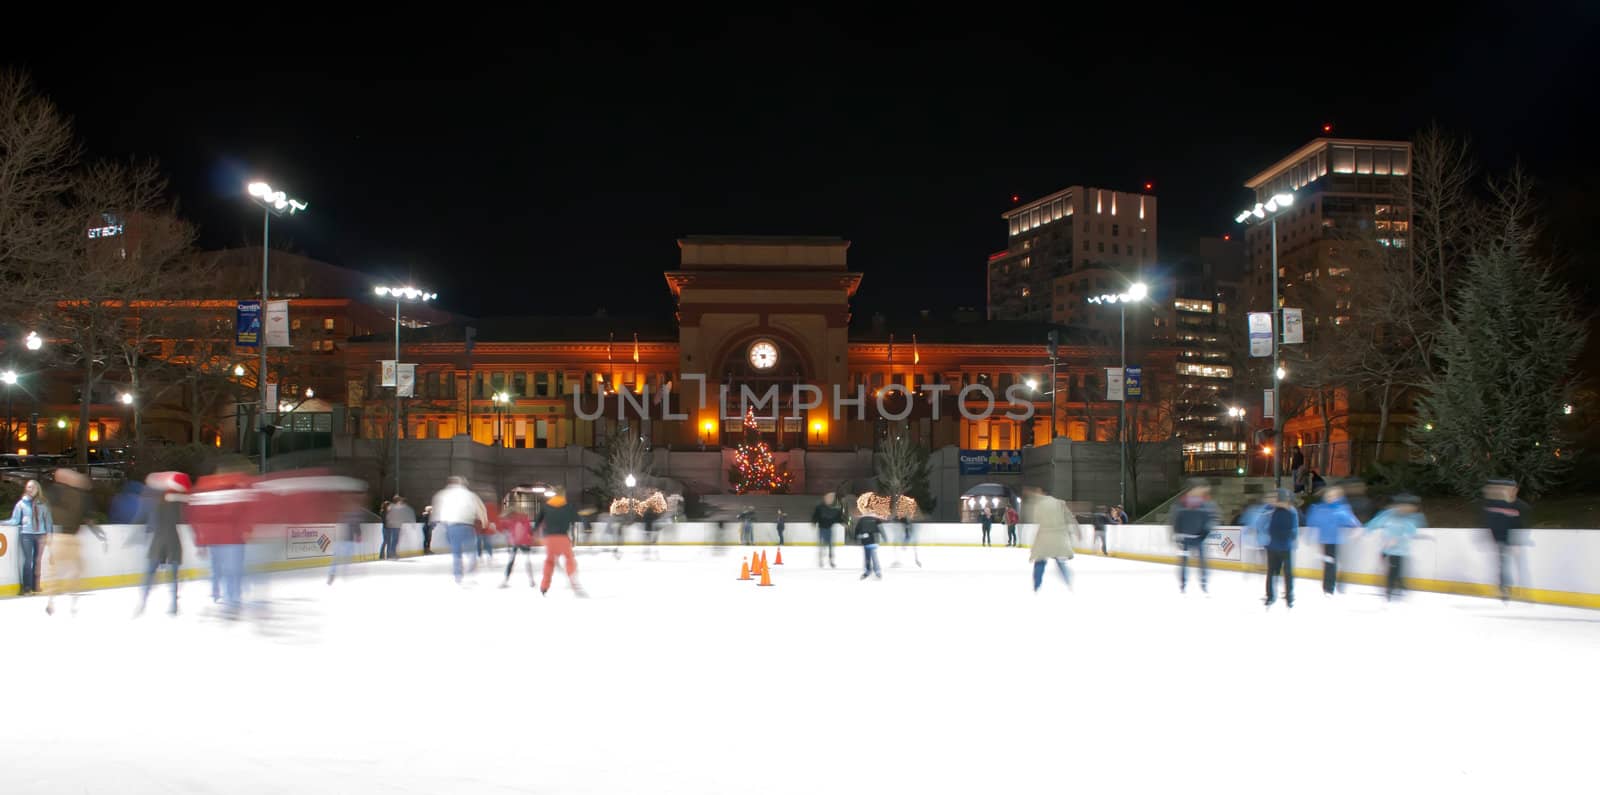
<box><xmin>0</xmin><ymin>370</ymin><xmax>16</xmax><ymax>386</ymax></box>
<box><xmin>234</xmin><ymin>364</ymin><xmax>246</xmax><ymax>377</ymax></box>
<box><xmin>119</xmin><ymin>392</ymin><xmax>134</xmax><ymax>405</ymax></box>
<box><xmin>24</xmin><ymin>331</ymin><xmax>42</xmax><ymax>351</ymax></box>
<box><xmin>625</xmin><ymin>474</ymin><xmax>637</xmax><ymax>488</ymax></box>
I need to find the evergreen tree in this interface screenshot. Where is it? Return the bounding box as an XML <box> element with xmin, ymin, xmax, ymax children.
<box><xmin>1413</xmin><ymin>170</ymin><xmax>1586</xmax><ymax>496</ymax></box>
<box><xmin>729</xmin><ymin>408</ymin><xmax>791</xmax><ymax>494</ymax></box>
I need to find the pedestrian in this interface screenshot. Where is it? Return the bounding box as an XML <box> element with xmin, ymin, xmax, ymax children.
<box><xmin>1481</xmin><ymin>479</ymin><xmax>1530</xmax><ymax>603</ymax></box>
<box><xmin>1023</xmin><ymin>485</ymin><xmax>1075</xmax><ymax>592</ymax></box>
<box><xmin>775</xmin><ymin>509</ymin><xmax>786</xmax><ymax>546</ymax></box>
<box><xmin>1170</xmin><ymin>482</ymin><xmax>1218</xmax><ymax>594</ymax></box>
<box><xmin>811</xmin><ymin>492</ymin><xmax>843</xmax><ymax>568</ymax></box>
<box><xmin>188</xmin><ymin>467</ymin><xmax>255</xmax><ymax>612</ymax></box>
<box><xmin>980</xmin><ymin>506</ymin><xmax>993</xmax><ymax>547</ymax></box>
<box><xmin>135</xmin><ymin>472</ymin><xmax>190</xmax><ymax>616</ymax></box>
<box><xmin>1257</xmin><ymin>488</ymin><xmax>1299</xmax><ymax>609</ymax></box>
<box><xmin>43</xmin><ymin>469</ymin><xmax>105</xmax><ymax>616</ymax></box>
<box><xmin>382</xmin><ymin>494</ymin><xmax>415</xmax><ymax>560</ymax></box>
<box><xmin>1304</xmin><ymin>485</ymin><xmax>1360</xmax><ymax>597</ymax></box>
<box><xmin>419</xmin><ymin>505</ymin><xmax>435</xmax><ymax>554</ymax></box>
<box><xmin>1092</xmin><ymin>507</ymin><xmax>1110</xmax><ymax>556</ymax></box>
<box><xmin>855</xmin><ymin>509</ymin><xmax>885</xmax><ymax>580</ymax></box>
<box><xmin>1368</xmin><ymin>494</ymin><xmax>1426</xmax><ymax>602</ymax></box>
<box><xmin>1109</xmin><ymin>504</ymin><xmax>1130</xmax><ymax>525</ymax></box>
<box><xmin>1004</xmin><ymin>504</ymin><xmax>1019</xmax><ymax>547</ymax></box>
<box><xmin>1290</xmin><ymin>446</ymin><xmax>1306</xmax><ymax>491</ymax></box>
<box><xmin>538</xmin><ymin>489</ymin><xmax>592</xmax><ymax>596</ymax></box>
<box><xmin>430</xmin><ymin>476</ymin><xmax>489</xmax><ymax>584</ymax></box>
<box><xmin>738</xmin><ymin>506</ymin><xmax>756</xmax><ymax>546</ymax></box>
<box><xmin>3</xmin><ymin>479</ymin><xmax>53</xmax><ymax>595</ymax></box>
<box><xmin>499</xmin><ymin>501</ymin><xmax>537</xmax><ymax>588</ymax></box>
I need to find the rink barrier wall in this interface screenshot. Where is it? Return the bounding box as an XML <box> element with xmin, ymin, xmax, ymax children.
<box><xmin>3</xmin><ymin>521</ymin><xmax>1596</xmax><ymax>608</ymax></box>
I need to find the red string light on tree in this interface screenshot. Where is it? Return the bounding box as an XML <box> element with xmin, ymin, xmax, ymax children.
<box><xmin>729</xmin><ymin>407</ymin><xmax>792</xmax><ymax>494</ymax></box>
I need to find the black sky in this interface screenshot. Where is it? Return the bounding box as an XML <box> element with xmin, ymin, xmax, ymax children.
<box><xmin>10</xmin><ymin>6</ymin><xmax>1598</xmax><ymax>318</ymax></box>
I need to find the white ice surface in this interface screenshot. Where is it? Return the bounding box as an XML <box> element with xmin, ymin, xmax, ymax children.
<box><xmin>1</xmin><ymin>544</ymin><xmax>1596</xmax><ymax>794</ymax></box>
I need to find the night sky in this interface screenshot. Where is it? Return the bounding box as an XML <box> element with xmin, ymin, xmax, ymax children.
<box><xmin>9</xmin><ymin>7</ymin><xmax>1598</xmax><ymax>318</ymax></box>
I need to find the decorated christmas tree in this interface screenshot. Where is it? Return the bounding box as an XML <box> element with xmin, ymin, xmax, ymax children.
<box><xmin>729</xmin><ymin>407</ymin><xmax>792</xmax><ymax>494</ymax></box>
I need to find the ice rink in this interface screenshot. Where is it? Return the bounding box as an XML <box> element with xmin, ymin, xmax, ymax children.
<box><xmin>2</xmin><ymin>543</ymin><xmax>1596</xmax><ymax>794</ymax></box>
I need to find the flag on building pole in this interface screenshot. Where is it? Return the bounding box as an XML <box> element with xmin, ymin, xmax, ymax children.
<box><xmin>632</xmin><ymin>332</ymin><xmax>640</xmax><ymax>363</ymax></box>
<box><xmin>912</xmin><ymin>333</ymin><xmax>920</xmax><ymax>365</ymax></box>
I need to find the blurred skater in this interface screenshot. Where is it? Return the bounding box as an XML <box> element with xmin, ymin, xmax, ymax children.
<box><xmin>1004</xmin><ymin>504</ymin><xmax>1019</xmax><ymax>547</ymax></box>
<box><xmin>641</xmin><ymin>504</ymin><xmax>662</xmax><ymax>560</ymax></box>
<box><xmin>811</xmin><ymin>492</ymin><xmax>844</xmax><ymax>568</ymax></box>
<box><xmin>189</xmin><ymin>466</ymin><xmax>256</xmax><ymax>612</ymax></box>
<box><xmin>44</xmin><ymin>469</ymin><xmax>105</xmax><ymax>616</ymax></box>
<box><xmin>4</xmin><ymin>479</ymin><xmax>52</xmax><ymax>595</ymax></box>
<box><xmin>382</xmin><ymin>495</ymin><xmax>415</xmax><ymax>561</ymax></box>
<box><xmin>1367</xmin><ymin>494</ymin><xmax>1426</xmax><ymax>602</ymax></box>
<box><xmin>1023</xmin><ymin>485</ymin><xmax>1074</xmax><ymax>591</ymax></box>
<box><xmin>431</xmin><ymin>476</ymin><xmax>489</xmax><ymax>584</ymax></box>
<box><xmin>1170</xmin><ymin>482</ymin><xmax>1218</xmax><ymax>594</ymax></box>
<box><xmin>1258</xmin><ymin>488</ymin><xmax>1299</xmax><ymax>609</ymax></box>
<box><xmin>855</xmin><ymin>509</ymin><xmax>885</xmax><ymax>580</ymax></box>
<box><xmin>1092</xmin><ymin>507</ymin><xmax>1110</xmax><ymax>556</ymax></box>
<box><xmin>775</xmin><ymin>509</ymin><xmax>786</xmax><ymax>546</ymax></box>
<box><xmin>327</xmin><ymin>490</ymin><xmax>367</xmax><ymax>584</ymax></box>
<box><xmin>893</xmin><ymin>499</ymin><xmax>921</xmax><ymax>568</ymax></box>
<box><xmin>738</xmin><ymin>506</ymin><xmax>756</xmax><ymax>546</ymax></box>
<box><xmin>500</xmin><ymin>501</ymin><xmax>537</xmax><ymax>588</ymax></box>
<box><xmin>420</xmin><ymin>505</ymin><xmax>435</xmax><ymax>554</ymax></box>
<box><xmin>538</xmin><ymin>489</ymin><xmax>592</xmax><ymax>596</ymax></box>
<box><xmin>1305</xmin><ymin>485</ymin><xmax>1360</xmax><ymax>596</ymax></box>
<box><xmin>1481</xmin><ymin>479</ymin><xmax>1530</xmax><ymax>602</ymax></box>
<box><xmin>136</xmin><ymin>472</ymin><xmax>190</xmax><ymax>616</ymax></box>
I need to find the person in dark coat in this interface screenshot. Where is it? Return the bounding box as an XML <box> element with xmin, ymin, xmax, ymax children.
<box><xmin>1481</xmin><ymin>479</ymin><xmax>1531</xmax><ymax>603</ymax></box>
<box><xmin>136</xmin><ymin>472</ymin><xmax>190</xmax><ymax>616</ymax></box>
<box><xmin>1257</xmin><ymin>488</ymin><xmax>1299</xmax><ymax>609</ymax></box>
<box><xmin>1170</xmin><ymin>483</ymin><xmax>1219</xmax><ymax>594</ymax></box>
<box><xmin>980</xmin><ymin>506</ymin><xmax>993</xmax><ymax>547</ymax></box>
<box><xmin>775</xmin><ymin>509</ymin><xmax>786</xmax><ymax>546</ymax></box>
<box><xmin>855</xmin><ymin>512</ymin><xmax>885</xmax><ymax>580</ymax></box>
<box><xmin>738</xmin><ymin>506</ymin><xmax>756</xmax><ymax>546</ymax></box>
<box><xmin>1004</xmin><ymin>505</ymin><xmax>1019</xmax><ymax>547</ymax></box>
<box><xmin>811</xmin><ymin>493</ymin><xmax>844</xmax><ymax>568</ymax></box>
<box><xmin>1092</xmin><ymin>507</ymin><xmax>1110</xmax><ymax>556</ymax></box>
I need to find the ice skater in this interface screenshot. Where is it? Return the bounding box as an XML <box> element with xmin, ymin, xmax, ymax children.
<box><xmin>3</xmin><ymin>479</ymin><xmax>52</xmax><ymax>595</ymax></box>
<box><xmin>1367</xmin><ymin>494</ymin><xmax>1426</xmax><ymax>602</ymax></box>
<box><xmin>738</xmin><ymin>506</ymin><xmax>756</xmax><ymax>546</ymax></box>
<box><xmin>538</xmin><ymin>489</ymin><xmax>593</xmax><ymax>596</ymax></box>
<box><xmin>1481</xmin><ymin>479</ymin><xmax>1530</xmax><ymax>602</ymax></box>
<box><xmin>811</xmin><ymin>492</ymin><xmax>843</xmax><ymax>568</ymax></box>
<box><xmin>135</xmin><ymin>472</ymin><xmax>190</xmax><ymax>616</ymax></box>
<box><xmin>855</xmin><ymin>509</ymin><xmax>885</xmax><ymax>580</ymax></box>
<box><xmin>1092</xmin><ymin>507</ymin><xmax>1110</xmax><ymax>556</ymax></box>
<box><xmin>1023</xmin><ymin>485</ymin><xmax>1074</xmax><ymax>591</ymax></box>
<box><xmin>1004</xmin><ymin>504</ymin><xmax>1019</xmax><ymax>547</ymax></box>
<box><xmin>980</xmin><ymin>507</ymin><xmax>993</xmax><ymax>547</ymax></box>
<box><xmin>1170</xmin><ymin>482</ymin><xmax>1218</xmax><ymax>594</ymax></box>
<box><xmin>1305</xmin><ymin>484</ymin><xmax>1360</xmax><ymax>596</ymax></box>
<box><xmin>44</xmin><ymin>469</ymin><xmax>105</xmax><ymax>616</ymax></box>
<box><xmin>430</xmin><ymin>476</ymin><xmax>489</xmax><ymax>584</ymax></box>
<box><xmin>1258</xmin><ymin>488</ymin><xmax>1299</xmax><ymax>609</ymax></box>
<box><xmin>500</xmin><ymin>502</ymin><xmax>538</xmax><ymax>588</ymax></box>
<box><xmin>775</xmin><ymin>509</ymin><xmax>786</xmax><ymax>546</ymax></box>
<box><xmin>326</xmin><ymin>493</ymin><xmax>367</xmax><ymax>585</ymax></box>
<box><xmin>382</xmin><ymin>495</ymin><xmax>414</xmax><ymax>561</ymax></box>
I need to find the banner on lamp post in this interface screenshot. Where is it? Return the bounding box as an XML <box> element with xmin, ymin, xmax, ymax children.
<box><xmin>1125</xmin><ymin>366</ymin><xmax>1143</xmax><ymax>400</ymax></box>
<box><xmin>380</xmin><ymin>360</ymin><xmax>397</xmax><ymax>388</ymax></box>
<box><xmin>1263</xmin><ymin>389</ymin><xmax>1276</xmax><ymax>419</ymax></box>
<box><xmin>235</xmin><ymin>300</ymin><xmax>261</xmax><ymax>348</ymax></box>
<box><xmin>1282</xmin><ymin>308</ymin><xmax>1304</xmax><ymax>344</ymax></box>
<box><xmin>397</xmin><ymin>364</ymin><xmax>416</xmax><ymax>397</ymax></box>
<box><xmin>264</xmin><ymin>300</ymin><xmax>290</xmax><ymax>347</ymax></box>
<box><xmin>1105</xmin><ymin>367</ymin><xmax>1124</xmax><ymax>402</ymax></box>
<box><xmin>1248</xmin><ymin>312</ymin><xmax>1273</xmax><ymax>357</ymax></box>
<box><xmin>265</xmin><ymin>383</ymin><xmax>278</xmax><ymax>411</ymax></box>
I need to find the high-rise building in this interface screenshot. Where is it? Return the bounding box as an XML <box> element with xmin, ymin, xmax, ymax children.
<box><xmin>987</xmin><ymin>186</ymin><xmax>1157</xmax><ymax>322</ymax></box>
<box><xmin>1241</xmin><ymin>137</ymin><xmax>1413</xmax><ymax>476</ymax></box>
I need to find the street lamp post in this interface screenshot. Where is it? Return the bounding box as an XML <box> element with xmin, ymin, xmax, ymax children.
<box><xmin>374</xmin><ymin>286</ymin><xmax>437</xmax><ymax>498</ymax></box>
<box><xmin>1236</xmin><ymin>192</ymin><xmax>1296</xmax><ymax>488</ymax></box>
<box><xmin>1</xmin><ymin>370</ymin><xmax>16</xmax><ymax>455</ymax></box>
<box><xmin>1088</xmin><ymin>281</ymin><xmax>1148</xmax><ymax>511</ymax></box>
<box><xmin>246</xmin><ymin>181</ymin><xmax>308</xmax><ymax>474</ymax></box>
<box><xmin>492</xmin><ymin>391</ymin><xmax>510</xmax><ymax>445</ymax></box>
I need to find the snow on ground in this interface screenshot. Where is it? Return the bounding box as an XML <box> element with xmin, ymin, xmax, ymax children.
<box><xmin>1</xmin><ymin>544</ymin><xmax>1596</xmax><ymax>794</ymax></box>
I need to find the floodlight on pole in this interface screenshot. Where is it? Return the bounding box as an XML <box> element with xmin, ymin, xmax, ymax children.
<box><xmin>375</xmin><ymin>283</ymin><xmax>437</xmax><ymax>496</ymax></box>
<box><xmin>1088</xmin><ymin>278</ymin><xmax>1150</xmax><ymax>509</ymax></box>
<box><xmin>246</xmin><ymin>178</ymin><xmax>308</xmax><ymax>474</ymax></box>
<box><xmin>1237</xmin><ymin>189</ymin><xmax>1298</xmax><ymax>488</ymax></box>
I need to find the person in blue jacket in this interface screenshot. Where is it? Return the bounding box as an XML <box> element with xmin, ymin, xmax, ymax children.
<box><xmin>4</xmin><ymin>479</ymin><xmax>54</xmax><ymax>595</ymax></box>
<box><xmin>1367</xmin><ymin>493</ymin><xmax>1427</xmax><ymax>602</ymax></box>
<box><xmin>1305</xmin><ymin>484</ymin><xmax>1361</xmax><ymax>596</ymax></box>
<box><xmin>1256</xmin><ymin>488</ymin><xmax>1299</xmax><ymax>609</ymax></box>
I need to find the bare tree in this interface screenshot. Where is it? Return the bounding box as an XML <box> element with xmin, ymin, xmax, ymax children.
<box><xmin>0</xmin><ymin>70</ymin><xmax>79</xmax><ymax>280</ymax></box>
<box><xmin>1408</xmin><ymin>125</ymin><xmax>1478</xmax><ymax>332</ymax></box>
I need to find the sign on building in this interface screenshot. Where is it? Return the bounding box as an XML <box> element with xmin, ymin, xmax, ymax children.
<box><xmin>1282</xmin><ymin>307</ymin><xmax>1304</xmax><ymax>344</ymax></box>
<box><xmin>1248</xmin><ymin>312</ymin><xmax>1273</xmax><ymax>357</ymax></box>
<box><xmin>1263</xmin><ymin>388</ymin><xmax>1276</xmax><ymax>419</ymax></box>
<box><xmin>959</xmin><ymin>449</ymin><xmax>1022</xmax><ymax>475</ymax></box>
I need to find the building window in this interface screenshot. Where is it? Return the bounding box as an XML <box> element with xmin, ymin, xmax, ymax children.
<box><xmin>513</xmin><ymin>372</ymin><xmax>528</xmax><ymax>396</ymax></box>
<box><xmin>291</xmin><ymin>318</ymin><xmax>302</xmax><ymax>331</ymax></box>
<box><xmin>1112</xmin><ymin>243</ymin><xmax>1119</xmax><ymax>254</ymax></box>
<box><xmin>323</xmin><ymin>318</ymin><xmax>335</xmax><ymax>331</ymax></box>
<box><xmin>1021</xmin><ymin>286</ymin><xmax>1031</xmax><ymax>298</ymax></box>
<box><xmin>1098</xmin><ymin>242</ymin><xmax>1105</xmax><ymax>253</ymax></box>
<box><xmin>1021</xmin><ymin>256</ymin><xmax>1031</xmax><ymax>268</ymax></box>
<box><xmin>1083</xmin><ymin>240</ymin><xmax>1090</xmax><ymax>251</ymax></box>
<box><xmin>1112</xmin><ymin>224</ymin><xmax>1120</xmax><ymax>237</ymax></box>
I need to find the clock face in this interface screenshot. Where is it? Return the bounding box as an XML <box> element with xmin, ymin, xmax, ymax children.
<box><xmin>748</xmin><ymin>340</ymin><xmax>779</xmax><ymax>371</ymax></box>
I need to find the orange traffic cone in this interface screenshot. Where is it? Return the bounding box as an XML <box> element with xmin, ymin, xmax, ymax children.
<box><xmin>774</xmin><ymin>547</ymin><xmax>784</xmax><ymax>566</ymax></box>
<box><xmin>751</xmin><ymin>552</ymin><xmax>762</xmax><ymax>576</ymax></box>
<box><xmin>738</xmin><ymin>560</ymin><xmax>752</xmax><ymax>581</ymax></box>
<box><xmin>757</xmin><ymin>561</ymin><xmax>774</xmax><ymax>587</ymax></box>
<box><xmin>760</xmin><ymin>550</ymin><xmax>769</xmax><ymax>573</ymax></box>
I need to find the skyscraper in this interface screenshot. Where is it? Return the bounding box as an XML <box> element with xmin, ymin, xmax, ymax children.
<box><xmin>987</xmin><ymin>186</ymin><xmax>1157</xmax><ymax>322</ymax></box>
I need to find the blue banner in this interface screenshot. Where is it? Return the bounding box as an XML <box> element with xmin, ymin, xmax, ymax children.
<box><xmin>959</xmin><ymin>449</ymin><xmax>1022</xmax><ymax>475</ymax></box>
<box><xmin>1125</xmin><ymin>366</ymin><xmax>1142</xmax><ymax>400</ymax></box>
<box><xmin>236</xmin><ymin>300</ymin><xmax>261</xmax><ymax>348</ymax></box>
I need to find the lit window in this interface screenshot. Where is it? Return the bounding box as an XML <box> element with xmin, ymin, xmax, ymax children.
<box><xmin>323</xmin><ymin>318</ymin><xmax>335</xmax><ymax>331</ymax></box>
<box><xmin>291</xmin><ymin>318</ymin><xmax>302</xmax><ymax>331</ymax></box>
<box><xmin>1021</xmin><ymin>286</ymin><xmax>1031</xmax><ymax>298</ymax></box>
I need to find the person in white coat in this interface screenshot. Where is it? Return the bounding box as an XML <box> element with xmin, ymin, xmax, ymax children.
<box><xmin>1023</xmin><ymin>485</ymin><xmax>1076</xmax><ymax>591</ymax></box>
<box><xmin>430</xmin><ymin>476</ymin><xmax>488</xmax><ymax>583</ymax></box>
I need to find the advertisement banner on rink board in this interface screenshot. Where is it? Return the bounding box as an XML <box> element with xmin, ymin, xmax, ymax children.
<box><xmin>1204</xmin><ymin>528</ymin><xmax>1243</xmax><ymax>561</ymax></box>
<box><xmin>286</xmin><ymin>525</ymin><xmax>335</xmax><ymax>559</ymax></box>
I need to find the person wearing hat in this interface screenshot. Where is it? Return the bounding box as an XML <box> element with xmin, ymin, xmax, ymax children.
<box><xmin>1170</xmin><ymin>482</ymin><xmax>1219</xmax><ymax>594</ymax></box>
<box><xmin>136</xmin><ymin>471</ymin><xmax>191</xmax><ymax>616</ymax></box>
<box><xmin>1481</xmin><ymin>479</ymin><xmax>1530</xmax><ymax>603</ymax></box>
<box><xmin>1260</xmin><ymin>487</ymin><xmax>1300</xmax><ymax>609</ymax></box>
<box><xmin>1305</xmin><ymin>484</ymin><xmax>1360</xmax><ymax>597</ymax></box>
<box><xmin>1367</xmin><ymin>494</ymin><xmax>1427</xmax><ymax>602</ymax></box>
<box><xmin>537</xmin><ymin>488</ymin><xmax>594</xmax><ymax>596</ymax></box>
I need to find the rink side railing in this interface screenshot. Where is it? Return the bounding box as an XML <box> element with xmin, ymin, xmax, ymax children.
<box><xmin>3</xmin><ymin>521</ymin><xmax>1595</xmax><ymax>609</ymax></box>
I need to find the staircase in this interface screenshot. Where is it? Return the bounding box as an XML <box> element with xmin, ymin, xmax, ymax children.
<box><xmin>1136</xmin><ymin>476</ymin><xmax>1276</xmax><ymax>525</ymax></box>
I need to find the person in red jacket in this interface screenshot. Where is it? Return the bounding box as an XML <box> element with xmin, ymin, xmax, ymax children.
<box><xmin>188</xmin><ymin>468</ymin><xmax>257</xmax><ymax>613</ymax></box>
<box><xmin>500</xmin><ymin>501</ymin><xmax>538</xmax><ymax>588</ymax></box>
